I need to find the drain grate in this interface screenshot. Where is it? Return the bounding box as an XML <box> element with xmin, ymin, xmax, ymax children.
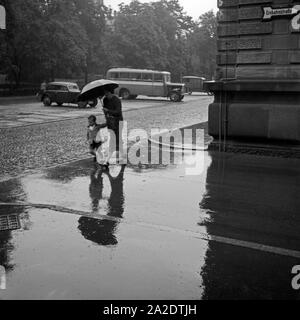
<box><xmin>0</xmin><ymin>214</ymin><xmax>21</xmax><ymax>231</ymax></box>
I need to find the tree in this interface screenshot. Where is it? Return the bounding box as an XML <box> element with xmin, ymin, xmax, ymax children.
<box><xmin>186</xmin><ymin>10</ymin><xmax>217</xmax><ymax>79</ymax></box>
<box><xmin>101</xmin><ymin>0</ymin><xmax>195</xmax><ymax>80</ymax></box>
<box><xmin>73</xmin><ymin>0</ymin><xmax>107</xmax><ymax>82</ymax></box>
<box><xmin>0</xmin><ymin>0</ymin><xmax>218</xmax><ymax>88</ymax></box>
<box><xmin>0</xmin><ymin>0</ymin><xmax>107</xmax><ymax>86</ymax></box>
<box><xmin>102</xmin><ymin>1</ymin><xmax>170</xmax><ymax>70</ymax></box>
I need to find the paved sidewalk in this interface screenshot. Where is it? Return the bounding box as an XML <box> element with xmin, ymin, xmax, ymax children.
<box><xmin>0</xmin><ymin>147</ymin><xmax>299</xmax><ymax>299</ymax></box>
<box><xmin>0</xmin><ymin>108</ymin><xmax>104</xmax><ymax>128</ymax></box>
<box><xmin>0</xmin><ymin>101</ymin><xmax>105</xmax><ymax>128</ymax></box>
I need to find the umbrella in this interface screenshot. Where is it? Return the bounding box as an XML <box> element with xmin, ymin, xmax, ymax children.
<box><xmin>78</xmin><ymin>79</ymin><xmax>119</xmax><ymax>101</ymax></box>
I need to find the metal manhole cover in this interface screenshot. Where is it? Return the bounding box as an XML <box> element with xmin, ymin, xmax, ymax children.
<box><xmin>0</xmin><ymin>214</ymin><xmax>21</xmax><ymax>231</ymax></box>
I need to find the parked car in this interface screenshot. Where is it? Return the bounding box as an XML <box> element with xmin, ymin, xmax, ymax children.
<box><xmin>182</xmin><ymin>76</ymin><xmax>214</xmax><ymax>95</ymax></box>
<box><xmin>182</xmin><ymin>76</ymin><xmax>206</xmax><ymax>94</ymax></box>
<box><xmin>38</xmin><ymin>82</ymin><xmax>98</xmax><ymax>108</ymax></box>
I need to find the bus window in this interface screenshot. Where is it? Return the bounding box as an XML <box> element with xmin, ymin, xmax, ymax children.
<box><xmin>109</xmin><ymin>72</ymin><xmax>119</xmax><ymax>79</ymax></box>
<box><xmin>141</xmin><ymin>73</ymin><xmax>153</xmax><ymax>81</ymax></box>
<box><xmin>129</xmin><ymin>73</ymin><xmax>142</xmax><ymax>81</ymax></box>
<box><xmin>119</xmin><ymin>72</ymin><xmax>130</xmax><ymax>80</ymax></box>
<box><xmin>154</xmin><ymin>74</ymin><xmax>163</xmax><ymax>82</ymax></box>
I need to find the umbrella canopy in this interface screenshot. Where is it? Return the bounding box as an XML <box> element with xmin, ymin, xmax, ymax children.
<box><xmin>78</xmin><ymin>79</ymin><xmax>119</xmax><ymax>101</ymax></box>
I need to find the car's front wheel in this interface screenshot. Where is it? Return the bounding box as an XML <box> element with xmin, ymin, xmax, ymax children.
<box><xmin>43</xmin><ymin>96</ymin><xmax>51</xmax><ymax>106</ymax></box>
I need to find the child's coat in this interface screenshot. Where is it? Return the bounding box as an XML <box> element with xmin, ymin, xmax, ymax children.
<box><xmin>95</xmin><ymin>127</ymin><xmax>110</xmax><ymax>164</ymax></box>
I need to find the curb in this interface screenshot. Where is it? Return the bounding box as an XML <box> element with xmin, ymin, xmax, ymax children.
<box><xmin>147</xmin><ymin>122</ymin><xmax>300</xmax><ymax>158</ymax></box>
<box><xmin>148</xmin><ymin>123</ymin><xmax>209</xmax><ymax>152</ymax></box>
<box><xmin>209</xmin><ymin>141</ymin><xmax>300</xmax><ymax>159</ymax></box>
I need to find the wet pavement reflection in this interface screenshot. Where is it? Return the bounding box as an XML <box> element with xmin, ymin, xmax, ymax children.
<box><xmin>78</xmin><ymin>165</ymin><xmax>125</xmax><ymax>246</ymax></box>
<box><xmin>0</xmin><ymin>150</ymin><xmax>299</xmax><ymax>299</ymax></box>
<box><xmin>200</xmin><ymin>152</ymin><xmax>300</xmax><ymax>250</ymax></box>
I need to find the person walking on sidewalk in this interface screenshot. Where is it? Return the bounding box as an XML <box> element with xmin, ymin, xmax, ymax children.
<box><xmin>102</xmin><ymin>89</ymin><xmax>124</xmax><ymax>163</ymax></box>
<box><xmin>40</xmin><ymin>80</ymin><xmax>47</xmax><ymax>95</ymax></box>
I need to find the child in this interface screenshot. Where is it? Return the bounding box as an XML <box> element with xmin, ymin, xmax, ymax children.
<box><xmin>87</xmin><ymin>115</ymin><xmax>106</xmax><ymax>160</ymax></box>
<box><xmin>95</xmin><ymin>125</ymin><xmax>110</xmax><ymax>168</ymax></box>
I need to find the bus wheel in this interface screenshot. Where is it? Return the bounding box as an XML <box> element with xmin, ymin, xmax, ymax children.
<box><xmin>170</xmin><ymin>92</ymin><xmax>180</xmax><ymax>102</ymax></box>
<box><xmin>120</xmin><ymin>89</ymin><xmax>130</xmax><ymax>100</ymax></box>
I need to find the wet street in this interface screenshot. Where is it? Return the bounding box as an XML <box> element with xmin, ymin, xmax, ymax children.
<box><xmin>0</xmin><ymin>95</ymin><xmax>299</xmax><ymax>300</ymax></box>
<box><xmin>0</xmin><ymin>152</ymin><xmax>299</xmax><ymax>299</ymax></box>
<box><xmin>0</xmin><ymin>95</ymin><xmax>210</xmax><ymax>178</ymax></box>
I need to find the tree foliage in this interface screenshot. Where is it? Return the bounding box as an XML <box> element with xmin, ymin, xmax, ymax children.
<box><xmin>0</xmin><ymin>0</ymin><xmax>217</xmax><ymax>86</ymax></box>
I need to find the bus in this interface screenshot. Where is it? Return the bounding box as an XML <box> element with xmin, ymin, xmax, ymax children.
<box><xmin>106</xmin><ymin>68</ymin><xmax>185</xmax><ymax>102</ymax></box>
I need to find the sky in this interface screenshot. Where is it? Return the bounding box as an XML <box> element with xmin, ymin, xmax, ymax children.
<box><xmin>104</xmin><ymin>0</ymin><xmax>218</xmax><ymax>20</ymax></box>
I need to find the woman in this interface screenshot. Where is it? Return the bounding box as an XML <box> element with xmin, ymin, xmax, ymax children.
<box><xmin>102</xmin><ymin>89</ymin><xmax>124</xmax><ymax>164</ymax></box>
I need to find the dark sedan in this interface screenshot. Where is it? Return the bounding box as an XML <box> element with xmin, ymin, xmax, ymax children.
<box><xmin>39</xmin><ymin>82</ymin><xmax>98</xmax><ymax>108</ymax></box>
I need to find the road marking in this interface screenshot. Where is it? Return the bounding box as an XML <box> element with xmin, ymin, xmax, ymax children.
<box><xmin>1</xmin><ymin>201</ymin><xmax>300</xmax><ymax>259</ymax></box>
<box><xmin>209</xmin><ymin>234</ymin><xmax>300</xmax><ymax>258</ymax></box>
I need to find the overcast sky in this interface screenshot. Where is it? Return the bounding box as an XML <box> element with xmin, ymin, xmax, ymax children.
<box><xmin>105</xmin><ymin>0</ymin><xmax>218</xmax><ymax>19</ymax></box>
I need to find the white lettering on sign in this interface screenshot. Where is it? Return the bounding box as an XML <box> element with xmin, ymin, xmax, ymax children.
<box><xmin>0</xmin><ymin>5</ymin><xmax>5</xmax><ymax>30</ymax></box>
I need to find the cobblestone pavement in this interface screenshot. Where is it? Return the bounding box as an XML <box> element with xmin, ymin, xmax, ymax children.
<box><xmin>0</xmin><ymin>95</ymin><xmax>177</xmax><ymax>128</ymax></box>
<box><xmin>0</xmin><ymin>95</ymin><xmax>212</xmax><ymax>179</ymax></box>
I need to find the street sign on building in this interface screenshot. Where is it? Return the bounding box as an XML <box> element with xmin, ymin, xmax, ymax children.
<box><xmin>0</xmin><ymin>5</ymin><xmax>6</xmax><ymax>30</ymax></box>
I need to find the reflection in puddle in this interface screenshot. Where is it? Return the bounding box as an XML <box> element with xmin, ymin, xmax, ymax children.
<box><xmin>1</xmin><ymin>150</ymin><xmax>299</xmax><ymax>299</ymax></box>
<box><xmin>0</xmin><ymin>177</ymin><xmax>31</xmax><ymax>276</ymax></box>
<box><xmin>78</xmin><ymin>165</ymin><xmax>126</xmax><ymax>246</ymax></box>
<box><xmin>199</xmin><ymin>151</ymin><xmax>300</xmax><ymax>299</ymax></box>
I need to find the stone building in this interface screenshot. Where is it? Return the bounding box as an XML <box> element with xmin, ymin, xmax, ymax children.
<box><xmin>205</xmin><ymin>0</ymin><xmax>300</xmax><ymax>144</ymax></box>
